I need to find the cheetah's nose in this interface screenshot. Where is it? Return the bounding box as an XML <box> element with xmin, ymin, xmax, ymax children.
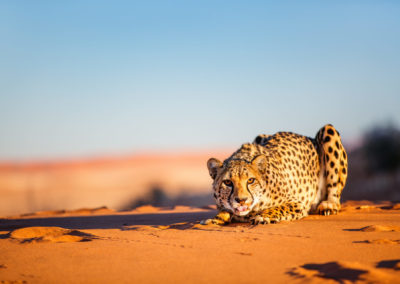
<box><xmin>235</xmin><ymin>197</ymin><xmax>248</xmax><ymax>204</ymax></box>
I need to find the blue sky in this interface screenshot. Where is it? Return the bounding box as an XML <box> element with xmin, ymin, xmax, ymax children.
<box><xmin>0</xmin><ymin>1</ymin><xmax>399</xmax><ymax>160</ymax></box>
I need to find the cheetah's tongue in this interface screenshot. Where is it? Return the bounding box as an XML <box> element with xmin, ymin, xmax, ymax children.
<box><xmin>237</xmin><ymin>206</ymin><xmax>248</xmax><ymax>212</ymax></box>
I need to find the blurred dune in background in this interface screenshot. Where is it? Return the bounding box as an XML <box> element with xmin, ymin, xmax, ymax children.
<box><xmin>0</xmin><ymin>150</ymin><xmax>232</xmax><ymax>216</ymax></box>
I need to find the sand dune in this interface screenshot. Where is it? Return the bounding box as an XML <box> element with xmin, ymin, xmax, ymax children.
<box><xmin>0</xmin><ymin>201</ymin><xmax>400</xmax><ymax>283</ymax></box>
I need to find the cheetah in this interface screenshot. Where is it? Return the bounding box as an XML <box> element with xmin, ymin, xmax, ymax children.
<box><xmin>201</xmin><ymin>124</ymin><xmax>348</xmax><ymax>225</ymax></box>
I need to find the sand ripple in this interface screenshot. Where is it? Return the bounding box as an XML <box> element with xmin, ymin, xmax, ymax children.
<box><xmin>9</xmin><ymin>226</ymin><xmax>96</xmax><ymax>243</ymax></box>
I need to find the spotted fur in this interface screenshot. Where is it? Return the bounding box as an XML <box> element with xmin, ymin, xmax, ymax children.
<box><xmin>201</xmin><ymin>124</ymin><xmax>348</xmax><ymax>225</ymax></box>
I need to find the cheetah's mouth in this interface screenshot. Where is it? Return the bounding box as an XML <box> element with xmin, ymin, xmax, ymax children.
<box><xmin>234</xmin><ymin>205</ymin><xmax>250</xmax><ymax>216</ymax></box>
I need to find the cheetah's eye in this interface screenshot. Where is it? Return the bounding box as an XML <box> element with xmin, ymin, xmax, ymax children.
<box><xmin>223</xmin><ymin>180</ymin><xmax>233</xmax><ymax>187</ymax></box>
<box><xmin>248</xmin><ymin>178</ymin><xmax>255</xmax><ymax>184</ymax></box>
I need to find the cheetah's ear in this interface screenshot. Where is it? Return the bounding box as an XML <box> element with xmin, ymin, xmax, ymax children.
<box><xmin>251</xmin><ymin>155</ymin><xmax>267</xmax><ymax>173</ymax></box>
<box><xmin>207</xmin><ymin>158</ymin><xmax>222</xmax><ymax>180</ymax></box>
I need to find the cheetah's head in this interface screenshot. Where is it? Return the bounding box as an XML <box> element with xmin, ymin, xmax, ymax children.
<box><xmin>207</xmin><ymin>155</ymin><xmax>267</xmax><ymax>216</ymax></box>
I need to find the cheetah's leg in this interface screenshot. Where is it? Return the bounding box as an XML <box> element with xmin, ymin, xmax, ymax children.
<box><xmin>315</xmin><ymin>124</ymin><xmax>348</xmax><ymax>215</ymax></box>
<box><xmin>200</xmin><ymin>210</ymin><xmax>232</xmax><ymax>225</ymax></box>
<box><xmin>250</xmin><ymin>202</ymin><xmax>307</xmax><ymax>225</ymax></box>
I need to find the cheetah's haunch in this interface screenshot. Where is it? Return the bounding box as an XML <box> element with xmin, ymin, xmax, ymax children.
<box><xmin>201</xmin><ymin>124</ymin><xmax>348</xmax><ymax>225</ymax></box>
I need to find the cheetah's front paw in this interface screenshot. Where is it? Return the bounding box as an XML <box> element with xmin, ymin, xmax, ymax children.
<box><xmin>250</xmin><ymin>215</ymin><xmax>280</xmax><ymax>225</ymax></box>
<box><xmin>317</xmin><ymin>201</ymin><xmax>340</xmax><ymax>216</ymax></box>
<box><xmin>200</xmin><ymin>218</ymin><xmax>225</xmax><ymax>225</ymax></box>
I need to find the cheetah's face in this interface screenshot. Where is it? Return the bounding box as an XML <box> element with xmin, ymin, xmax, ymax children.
<box><xmin>207</xmin><ymin>155</ymin><xmax>267</xmax><ymax>216</ymax></box>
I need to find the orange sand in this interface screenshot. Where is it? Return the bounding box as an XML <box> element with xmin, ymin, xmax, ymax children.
<box><xmin>1</xmin><ymin>201</ymin><xmax>400</xmax><ymax>283</ymax></box>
